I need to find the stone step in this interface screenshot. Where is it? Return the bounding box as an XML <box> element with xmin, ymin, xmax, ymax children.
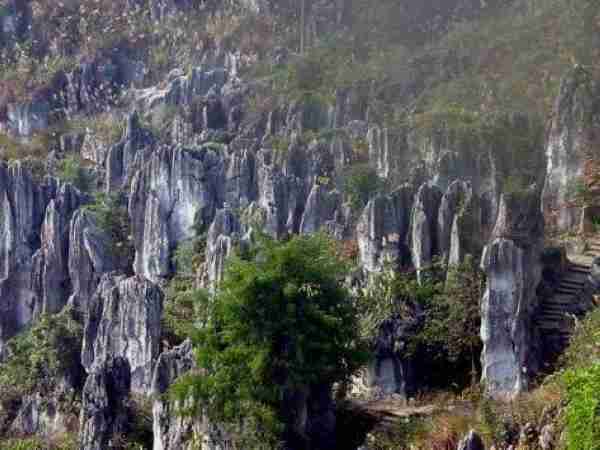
<box><xmin>560</xmin><ymin>278</ymin><xmax>586</xmax><ymax>286</ymax></box>
<box><xmin>556</xmin><ymin>287</ymin><xmax>580</xmax><ymax>295</ymax></box>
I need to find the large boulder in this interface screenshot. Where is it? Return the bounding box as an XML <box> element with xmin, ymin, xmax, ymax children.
<box><xmin>82</xmin><ymin>274</ymin><xmax>163</xmax><ymax>394</ymax></box>
<box><xmin>543</xmin><ymin>66</ymin><xmax>600</xmax><ymax>231</ymax></box>
<box><xmin>480</xmin><ymin>187</ymin><xmax>544</xmax><ymax>399</ymax></box>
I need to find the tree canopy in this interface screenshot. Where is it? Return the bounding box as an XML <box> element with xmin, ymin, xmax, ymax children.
<box><xmin>173</xmin><ymin>233</ymin><xmax>367</xmax><ymax>447</ymax></box>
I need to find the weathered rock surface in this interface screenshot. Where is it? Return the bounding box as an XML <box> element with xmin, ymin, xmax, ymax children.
<box><xmin>82</xmin><ymin>274</ymin><xmax>163</xmax><ymax>393</ymax></box>
<box><xmin>32</xmin><ymin>182</ymin><xmax>84</xmax><ymax>317</ymax></box>
<box><xmin>543</xmin><ymin>66</ymin><xmax>600</xmax><ymax>231</ymax></box>
<box><xmin>0</xmin><ymin>164</ymin><xmax>59</xmax><ymax>353</ymax></box>
<box><xmin>203</xmin><ymin>207</ymin><xmax>242</xmax><ymax>288</ymax></box>
<box><xmin>79</xmin><ymin>356</ymin><xmax>131</xmax><ymax>450</ymax></box>
<box><xmin>151</xmin><ymin>340</ymin><xmax>198</xmax><ymax>450</ymax></box>
<box><xmin>357</xmin><ymin>185</ymin><xmax>414</xmax><ymax>273</ymax></box>
<box><xmin>354</xmin><ymin>311</ymin><xmax>421</xmax><ymax>400</ymax></box>
<box><xmin>480</xmin><ymin>187</ymin><xmax>544</xmax><ymax>399</ymax></box>
<box><xmin>411</xmin><ymin>182</ymin><xmax>443</xmax><ymax>282</ymax></box>
<box><xmin>67</xmin><ymin>209</ymin><xmax>115</xmax><ymax>313</ymax></box>
<box><xmin>106</xmin><ymin>111</ymin><xmax>155</xmax><ymax>192</ymax></box>
<box><xmin>129</xmin><ymin>145</ymin><xmax>224</xmax><ymax>282</ymax></box>
<box><xmin>299</xmin><ymin>183</ymin><xmax>340</xmax><ymax>235</ymax></box>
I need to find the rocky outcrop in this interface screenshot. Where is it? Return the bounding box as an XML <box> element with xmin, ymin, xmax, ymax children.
<box><xmin>32</xmin><ymin>182</ymin><xmax>84</xmax><ymax>317</ymax></box>
<box><xmin>438</xmin><ymin>180</ymin><xmax>483</xmax><ymax>267</ymax></box>
<box><xmin>106</xmin><ymin>111</ymin><xmax>155</xmax><ymax>192</ymax></box>
<box><xmin>79</xmin><ymin>357</ymin><xmax>131</xmax><ymax>450</ymax></box>
<box><xmin>151</xmin><ymin>340</ymin><xmax>197</xmax><ymax>450</ymax></box>
<box><xmin>0</xmin><ymin>163</ymin><xmax>54</xmax><ymax>353</ymax></box>
<box><xmin>299</xmin><ymin>183</ymin><xmax>340</xmax><ymax>235</ymax></box>
<box><xmin>129</xmin><ymin>145</ymin><xmax>224</xmax><ymax>282</ymax></box>
<box><xmin>411</xmin><ymin>182</ymin><xmax>443</xmax><ymax>282</ymax></box>
<box><xmin>203</xmin><ymin>207</ymin><xmax>242</xmax><ymax>288</ymax></box>
<box><xmin>480</xmin><ymin>187</ymin><xmax>545</xmax><ymax>399</ymax></box>
<box><xmin>132</xmin><ymin>66</ymin><xmax>228</xmax><ymax>112</ymax></box>
<box><xmin>357</xmin><ymin>185</ymin><xmax>414</xmax><ymax>273</ymax></box>
<box><xmin>457</xmin><ymin>430</ymin><xmax>485</xmax><ymax>450</ymax></box>
<box><xmin>82</xmin><ymin>274</ymin><xmax>163</xmax><ymax>393</ymax></box>
<box><xmin>67</xmin><ymin>210</ymin><xmax>115</xmax><ymax>313</ymax></box>
<box><xmin>368</xmin><ymin>126</ymin><xmax>393</xmax><ymax>178</ymax></box>
<box><xmin>353</xmin><ymin>311</ymin><xmax>421</xmax><ymax>400</ymax></box>
<box><xmin>543</xmin><ymin>66</ymin><xmax>600</xmax><ymax>231</ymax></box>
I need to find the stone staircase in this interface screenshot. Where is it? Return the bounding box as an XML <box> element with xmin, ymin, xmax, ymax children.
<box><xmin>536</xmin><ymin>236</ymin><xmax>600</xmax><ymax>366</ymax></box>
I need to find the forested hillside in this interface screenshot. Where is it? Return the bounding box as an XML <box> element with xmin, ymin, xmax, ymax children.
<box><xmin>0</xmin><ymin>0</ymin><xmax>598</xmax><ymax>449</ymax></box>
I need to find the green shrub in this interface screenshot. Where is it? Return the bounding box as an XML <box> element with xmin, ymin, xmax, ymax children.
<box><xmin>343</xmin><ymin>164</ymin><xmax>385</xmax><ymax>212</ymax></box>
<box><xmin>84</xmin><ymin>193</ymin><xmax>134</xmax><ymax>270</ymax></box>
<box><xmin>563</xmin><ymin>363</ymin><xmax>600</xmax><ymax>450</ymax></box>
<box><xmin>172</xmin><ymin>233</ymin><xmax>368</xmax><ymax>447</ymax></box>
<box><xmin>57</xmin><ymin>155</ymin><xmax>92</xmax><ymax>192</ymax></box>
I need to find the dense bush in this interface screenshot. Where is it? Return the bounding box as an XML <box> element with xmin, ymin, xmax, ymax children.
<box><xmin>343</xmin><ymin>163</ymin><xmax>385</xmax><ymax>212</ymax></box>
<box><xmin>83</xmin><ymin>192</ymin><xmax>134</xmax><ymax>272</ymax></box>
<box><xmin>563</xmin><ymin>363</ymin><xmax>600</xmax><ymax>450</ymax></box>
<box><xmin>0</xmin><ymin>310</ymin><xmax>84</xmax><ymax>432</ymax></box>
<box><xmin>172</xmin><ymin>233</ymin><xmax>368</xmax><ymax>447</ymax></box>
<box><xmin>57</xmin><ymin>155</ymin><xmax>92</xmax><ymax>192</ymax></box>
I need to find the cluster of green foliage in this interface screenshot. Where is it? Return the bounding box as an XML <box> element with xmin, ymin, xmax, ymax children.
<box><xmin>83</xmin><ymin>192</ymin><xmax>134</xmax><ymax>271</ymax></box>
<box><xmin>0</xmin><ymin>310</ymin><xmax>83</xmax><ymax>432</ymax></box>
<box><xmin>172</xmin><ymin>233</ymin><xmax>368</xmax><ymax>448</ymax></box>
<box><xmin>358</xmin><ymin>258</ymin><xmax>484</xmax><ymax>389</ymax></box>
<box><xmin>0</xmin><ymin>435</ymin><xmax>78</xmax><ymax>450</ymax></box>
<box><xmin>56</xmin><ymin>155</ymin><xmax>92</xmax><ymax>192</ymax></box>
<box><xmin>162</xmin><ymin>234</ymin><xmax>209</xmax><ymax>345</ymax></box>
<box><xmin>563</xmin><ymin>363</ymin><xmax>600</xmax><ymax>450</ymax></box>
<box><xmin>342</xmin><ymin>164</ymin><xmax>386</xmax><ymax>212</ymax></box>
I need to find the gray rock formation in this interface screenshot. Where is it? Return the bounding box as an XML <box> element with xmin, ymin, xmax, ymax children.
<box><xmin>457</xmin><ymin>430</ymin><xmax>485</xmax><ymax>450</ymax></box>
<box><xmin>543</xmin><ymin>66</ymin><xmax>600</xmax><ymax>231</ymax></box>
<box><xmin>151</xmin><ymin>340</ymin><xmax>197</xmax><ymax>450</ymax></box>
<box><xmin>79</xmin><ymin>357</ymin><xmax>131</xmax><ymax>450</ymax></box>
<box><xmin>203</xmin><ymin>207</ymin><xmax>242</xmax><ymax>288</ymax></box>
<box><xmin>82</xmin><ymin>274</ymin><xmax>163</xmax><ymax>393</ymax></box>
<box><xmin>32</xmin><ymin>183</ymin><xmax>84</xmax><ymax>317</ymax></box>
<box><xmin>106</xmin><ymin>111</ymin><xmax>154</xmax><ymax>192</ymax></box>
<box><xmin>368</xmin><ymin>125</ymin><xmax>393</xmax><ymax>178</ymax></box>
<box><xmin>129</xmin><ymin>145</ymin><xmax>224</xmax><ymax>282</ymax></box>
<box><xmin>133</xmin><ymin>66</ymin><xmax>228</xmax><ymax>112</ymax></box>
<box><xmin>0</xmin><ymin>163</ymin><xmax>55</xmax><ymax>352</ymax></box>
<box><xmin>67</xmin><ymin>210</ymin><xmax>115</xmax><ymax>314</ymax></box>
<box><xmin>353</xmin><ymin>312</ymin><xmax>420</xmax><ymax>400</ymax></box>
<box><xmin>299</xmin><ymin>183</ymin><xmax>340</xmax><ymax>234</ymax></box>
<box><xmin>411</xmin><ymin>182</ymin><xmax>443</xmax><ymax>282</ymax></box>
<box><xmin>480</xmin><ymin>187</ymin><xmax>544</xmax><ymax>399</ymax></box>
<box><xmin>357</xmin><ymin>185</ymin><xmax>414</xmax><ymax>273</ymax></box>
<box><xmin>438</xmin><ymin>180</ymin><xmax>483</xmax><ymax>267</ymax></box>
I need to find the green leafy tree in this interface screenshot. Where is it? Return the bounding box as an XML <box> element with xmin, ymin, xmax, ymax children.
<box><xmin>57</xmin><ymin>155</ymin><xmax>91</xmax><ymax>192</ymax></box>
<box><xmin>172</xmin><ymin>233</ymin><xmax>368</xmax><ymax>448</ymax></box>
<box><xmin>419</xmin><ymin>257</ymin><xmax>484</xmax><ymax>386</ymax></box>
<box><xmin>343</xmin><ymin>163</ymin><xmax>385</xmax><ymax>212</ymax></box>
